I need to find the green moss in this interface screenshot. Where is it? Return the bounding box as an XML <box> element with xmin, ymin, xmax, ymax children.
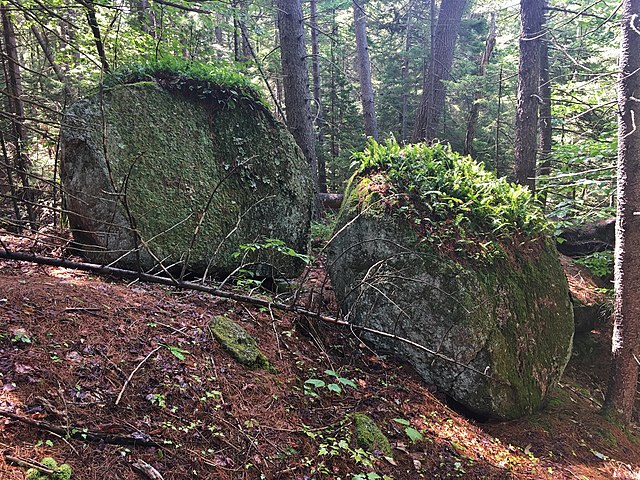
<box><xmin>351</xmin><ymin>413</ymin><xmax>393</xmax><ymax>457</ymax></box>
<box><xmin>209</xmin><ymin>315</ymin><xmax>273</xmax><ymax>371</ymax></box>
<box><xmin>103</xmin><ymin>57</ymin><xmax>266</xmax><ymax>108</ymax></box>
<box><xmin>26</xmin><ymin>457</ymin><xmax>72</xmax><ymax>480</ymax></box>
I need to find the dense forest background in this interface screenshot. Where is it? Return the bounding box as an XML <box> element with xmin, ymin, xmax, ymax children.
<box><xmin>0</xmin><ymin>0</ymin><xmax>619</xmax><ymax>229</ymax></box>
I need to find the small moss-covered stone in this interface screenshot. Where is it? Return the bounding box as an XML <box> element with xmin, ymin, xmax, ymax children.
<box><xmin>209</xmin><ymin>315</ymin><xmax>271</xmax><ymax>371</ymax></box>
<box><xmin>26</xmin><ymin>457</ymin><xmax>72</xmax><ymax>480</ymax></box>
<box><xmin>352</xmin><ymin>413</ymin><xmax>393</xmax><ymax>457</ymax></box>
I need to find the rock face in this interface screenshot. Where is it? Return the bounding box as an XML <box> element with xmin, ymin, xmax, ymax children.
<box><xmin>60</xmin><ymin>80</ymin><xmax>313</xmax><ymax>277</ymax></box>
<box><xmin>328</xmin><ymin>177</ymin><xmax>574</xmax><ymax>420</ymax></box>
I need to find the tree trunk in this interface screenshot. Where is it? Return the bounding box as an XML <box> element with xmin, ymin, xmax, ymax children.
<box><xmin>603</xmin><ymin>0</ymin><xmax>640</xmax><ymax>425</ymax></box>
<box><xmin>1</xmin><ymin>5</ymin><xmax>36</xmax><ymax>229</ymax></box>
<box><xmin>353</xmin><ymin>0</ymin><xmax>378</xmax><ymax>140</ymax></box>
<box><xmin>277</xmin><ymin>0</ymin><xmax>319</xmax><ymax>190</ymax></box>
<box><xmin>495</xmin><ymin>64</ymin><xmax>503</xmax><ymax>176</ymax></box>
<box><xmin>538</xmin><ymin>34</ymin><xmax>552</xmax><ymax>209</ymax></box>
<box><xmin>310</xmin><ymin>0</ymin><xmax>327</xmax><ymax>193</ymax></box>
<box><xmin>463</xmin><ymin>13</ymin><xmax>496</xmax><ymax>156</ymax></box>
<box><xmin>413</xmin><ymin>0</ymin><xmax>467</xmax><ymax>142</ymax></box>
<box><xmin>82</xmin><ymin>0</ymin><xmax>110</xmax><ymax>72</ymax></box>
<box><xmin>514</xmin><ymin>0</ymin><xmax>544</xmax><ymax>192</ymax></box>
<box><xmin>400</xmin><ymin>0</ymin><xmax>414</xmax><ymax>142</ymax></box>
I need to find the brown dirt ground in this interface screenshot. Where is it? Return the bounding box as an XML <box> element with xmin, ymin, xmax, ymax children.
<box><xmin>0</xmin><ymin>230</ymin><xmax>639</xmax><ymax>479</ymax></box>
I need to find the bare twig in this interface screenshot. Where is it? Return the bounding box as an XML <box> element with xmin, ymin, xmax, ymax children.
<box><xmin>115</xmin><ymin>346</ymin><xmax>162</xmax><ymax>406</ymax></box>
<box><xmin>4</xmin><ymin>454</ymin><xmax>55</xmax><ymax>474</ymax></box>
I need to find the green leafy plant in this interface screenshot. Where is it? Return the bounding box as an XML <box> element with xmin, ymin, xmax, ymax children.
<box><xmin>160</xmin><ymin>343</ymin><xmax>190</xmax><ymax>361</ymax></box>
<box><xmin>392</xmin><ymin>418</ymin><xmax>424</xmax><ymax>443</ymax></box>
<box><xmin>233</xmin><ymin>238</ymin><xmax>312</xmax><ymax>265</ymax></box>
<box><xmin>304</xmin><ymin>370</ymin><xmax>357</xmax><ymax>397</ymax></box>
<box><xmin>574</xmin><ymin>250</ymin><xmax>614</xmax><ymax>278</ymax></box>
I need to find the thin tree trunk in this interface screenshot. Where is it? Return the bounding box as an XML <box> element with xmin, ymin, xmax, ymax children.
<box><xmin>1</xmin><ymin>5</ymin><xmax>35</xmax><ymax>229</ymax></box>
<box><xmin>310</xmin><ymin>0</ymin><xmax>326</xmax><ymax>193</ymax></box>
<box><xmin>215</xmin><ymin>23</ymin><xmax>223</xmax><ymax>59</ymax></box>
<box><xmin>413</xmin><ymin>0</ymin><xmax>467</xmax><ymax>142</ymax></box>
<box><xmin>514</xmin><ymin>0</ymin><xmax>544</xmax><ymax>192</ymax></box>
<box><xmin>353</xmin><ymin>0</ymin><xmax>378</xmax><ymax>140</ymax></box>
<box><xmin>538</xmin><ymin>34</ymin><xmax>552</xmax><ymax>209</ymax></box>
<box><xmin>277</xmin><ymin>0</ymin><xmax>319</xmax><ymax>190</ymax></box>
<box><xmin>603</xmin><ymin>0</ymin><xmax>640</xmax><ymax>425</ymax></box>
<box><xmin>81</xmin><ymin>0</ymin><xmax>110</xmax><ymax>71</ymax></box>
<box><xmin>464</xmin><ymin>13</ymin><xmax>496</xmax><ymax>156</ymax></box>
<box><xmin>30</xmin><ymin>26</ymin><xmax>71</xmax><ymax>97</ymax></box>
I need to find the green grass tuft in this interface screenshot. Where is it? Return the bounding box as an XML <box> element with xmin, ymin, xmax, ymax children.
<box><xmin>102</xmin><ymin>56</ymin><xmax>266</xmax><ymax>107</ymax></box>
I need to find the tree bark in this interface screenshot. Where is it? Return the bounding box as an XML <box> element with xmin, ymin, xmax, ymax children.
<box><xmin>81</xmin><ymin>0</ymin><xmax>110</xmax><ymax>71</ymax></box>
<box><xmin>603</xmin><ymin>0</ymin><xmax>640</xmax><ymax>425</ymax></box>
<box><xmin>413</xmin><ymin>0</ymin><xmax>467</xmax><ymax>142</ymax></box>
<box><xmin>514</xmin><ymin>0</ymin><xmax>545</xmax><ymax>192</ymax></box>
<box><xmin>538</xmin><ymin>33</ymin><xmax>552</xmax><ymax>208</ymax></box>
<box><xmin>1</xmin><ymin>5</ymin><xmax>36</xmax><ymax>229</ymax></box>
<box><xmin>353</xmin><ymin>0</ymin><xmax>378</xmax><ymax>140</ymax></box>
<box><xmin>310</xmin><ymin>0</ymin><xmax>327</xmax><ymax>193</ymax></box>
<box><xmin>400</xmin><ymin>0</ymin><xmax>415</xmax><ymax>142</ymax></box>
<box><xmin>463</xmin><ymin>13</ymin><xmax>496</xmax><ymax>156</ymax></box>
<box><xmin>277</xmin><ymin>0</ymin><xmax>319</xmax><ymax>190</ymax></box>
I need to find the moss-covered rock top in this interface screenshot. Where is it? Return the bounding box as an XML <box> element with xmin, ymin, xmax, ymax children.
<box><xmin>103</xmin><ymin>58</ymin><xmax>267</xmax><ymax>112</ymax></box>
<box><xmin>348</xmin><ymin>140</ymin><xmax>548</xmax><ymax>263</ymax></box>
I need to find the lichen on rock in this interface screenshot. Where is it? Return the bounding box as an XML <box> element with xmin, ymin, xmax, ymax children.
<box><xmin>60</xmin><ymin>64</ymin><xmax>313</xmax><ymax>278</ymax></box>
<box><xmin>209</xmin><ymin>315</ymin><xmax>272</xmax><ymax>371</ymax></box>
<box><xmin>328</xmin><ymin>140</ymin><xmax>574</xmax><ymax>420</ymax></box>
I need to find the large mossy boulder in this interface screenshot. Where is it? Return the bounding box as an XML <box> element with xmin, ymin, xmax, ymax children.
<box><xmin>60</xmin><ymin>64</ymin><xmax>313</xmax><ymax>277</ymax></box>
<box><xmin>327</xmin><ymin>141</ymin><xmax>574</xmax><ymax>420</ymax></box>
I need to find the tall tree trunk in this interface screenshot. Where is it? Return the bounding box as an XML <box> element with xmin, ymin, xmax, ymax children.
<box><xmin>538</xmin><ymin>34</ymin><xmax>552</xmax><ymax>209</ymax></box>
<box><xmin>463</xmin><ymin>13</ymin><xmax>496</xmax><ymax>156</ymax></box>
<box><xmin>514</xmin><ymin>0</ymin><xmax>544</xmax><ymax>192</ymax></box>
<box><xmin>400</xmin><ymin>0</ymin><xmax>415</xmax><ymax>142</ymax></box>
<box><xmin>413</xmin><ymin>0</ymin><xmax>467</xmax><ymax>142</ymax></box>
<box><xmin>603</xmin><ymin>0</ymin><xmax>640</xmax><ymax>425</ymax></box>
<box><xmin>277</xmin><ymin>0</ymin><xmax>319</xmax><ymax>190</ymax></box>
<box><xmin>310</xmin><ymin>0</ymin><xmax>327</xmax><ymax>193</ymax></box>
<box><xmin>1</xmin><ymin>5</ymin><xmax>35</xmax><ymax>229</ymax></box>
<box><xmin>495</xmin><ymin>64</ymin><xmax>503</xmax><ymax>176</ymax></box>
<box><xmin>353</xmin><ymin>0</ymin><xmax>378</xmax><ymax>140</ymax></box>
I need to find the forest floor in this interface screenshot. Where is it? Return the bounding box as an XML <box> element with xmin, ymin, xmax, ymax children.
<box><xmin>0</xmin><ymin>229</ymin><xmax>639</xmax><ymax>480</ymax></box>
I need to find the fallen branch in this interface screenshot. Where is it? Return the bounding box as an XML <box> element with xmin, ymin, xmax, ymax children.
<box><xmin>0</xmin><ymin>410</ymin><xmax>159</xmax><ymax>447</ymax></box>
<box><xmin>131</xmin><ymin>459</ymin><xmax>165</xmax><ymax>480</ymax></box>
<box><xmin>0</xmin><ymin>249</ymin><xmax>492</xmax><ymax>379</ymax></box>
<box><xmin>4</xmin><ymin>454</ymin><xmax>55</xmax><ymax>475</ymax></box>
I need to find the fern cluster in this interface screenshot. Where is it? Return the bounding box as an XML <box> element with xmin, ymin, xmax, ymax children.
<box><xmin>352</xmin><ymin>139</ymin><xmax>548</xmax><ymax>241</ymax></box>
